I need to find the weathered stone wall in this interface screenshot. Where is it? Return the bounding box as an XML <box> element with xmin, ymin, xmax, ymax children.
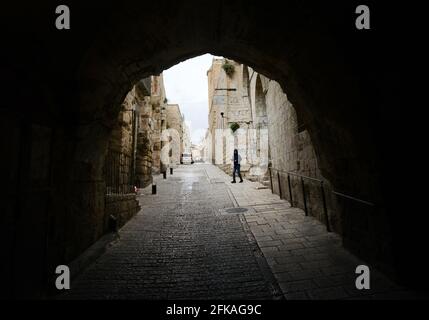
<box><xmin>182</xmin><ymin>122</ymin><xmax>192</xmax><ymax>154</ymax></box>
<box><xmin>166</xmin><ymin>104</ymin><xmax>183</xmax><ymax>166</ymax></box>
<box><xmin>104</xmin><ymin>75</ymin><xmax>168</xmax><ymax>233</ymax></box>
<box><xmin>103</xmin><ymin>88</ymin><xmax>139</xmax><ymax>232</ymax></box>
<box><xmin>151</xmin><ymin>75</ymin><xmax>168</xmax><ymax>174</ymax></box>
<box><xmin>105</xmin><ymin>194</ymin><xmax>140</xmax><ymax>230</ymax></box>
<box><xmin>2</xmin><ymin>1</ymin><xmax>411</xmax><ymax>296</ymax></box>
<box><xmin>113</xmin><ymin>89</ymin><xmax>137</xmax><ymax>155</ymax></box>
<box><xmin>247</xmin><ymin>71</ymin><xmax>269</xmax><ymax>182</ymax></box>
<box><xmin>135</xmin><ymin>109</ymin><xmax>153</xmax><ymax>187</ymax></box>
<box><xmin>135</xmin><ymin>83</ymin><xmax>153</xmax><ymax>188</ymax></box>
<box><xmin>191</xmin><ymin>143</ymin><xmax>204</xmax><ymax>161</ymax></box>
<box><xmin>206</xmin><ymin>60</ymin><xmax>369</xmax><ymax>239</ymax></box>
<box><xmin>207</xmin><ymin>58</ymin><xmax>252</xmax><ymax>172</ymax></box>
<box><xmin>207</xmin><ymin>58</ymin><xmax>223</xmax><ymax>165</ymax></box>
<box><xmin>251</xmin><ymin>75</ymin><xmax>340</xmax><ymax>233</ymax></box>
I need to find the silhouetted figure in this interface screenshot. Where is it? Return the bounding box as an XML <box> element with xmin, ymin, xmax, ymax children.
<box><xmin>231</xmin><ymin>149</ymin><xmax>243</xmax><ymax>183</ymax></box>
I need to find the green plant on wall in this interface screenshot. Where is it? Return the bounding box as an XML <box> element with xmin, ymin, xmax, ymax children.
<box><xmin>222</xmin><ymin>60</ymin><xmax>235</xmax><ymax>77</ymax></box>
<box><xmin>230</xmin><ymin>122</ymin><xmax>240</xmax><ymax>133</ymax></box>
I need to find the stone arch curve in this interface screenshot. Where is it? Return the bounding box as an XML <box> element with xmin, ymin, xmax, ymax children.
<box><xmin>2</xmin><ymin>1</ymin><xmax>407</xmax><ymax>296</ymax></box>
<box><xmin>253</xmin><ymin>75</ymin><xmax>268</xmax><ymax>164</ymax></box>
<box><xmin>71</xmin><ymin>2</ymin><xmax>374</xmax><ymax>200</ymax></box>
<box><xmin>254</xmin><ymin>75</ymin><xmax>267</xmax><ymax>119</ymax></box>
<box><xmin>64</xmin><ymin>2</ymin><xmax>387</xmax><ymax>270</ymax></box>
<box><xmin>242</xmin><ymin>65</ymin><xmax>251</xmax><ymax>101</ymax></box>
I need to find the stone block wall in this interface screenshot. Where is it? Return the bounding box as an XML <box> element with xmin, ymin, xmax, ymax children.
<box><xmin>166</xmin><ymin>104</ymin><xmax>183</xmax><ymax>166</ymax></box>
<box><xmin>262</xmin><ymin>78</ymin><xmax>340</xmax><ymax>234</ymax></box>
<box><xmin>152</xmin><ymin>103</ymin><xmax>162</xmax><ymax>174</ymax></box>
<box><xmin>135</xmin><ymin>90</ymin><xmax>153</xmax><ymax>188</ymax></box>
<box><xmin>103</xmin><ymin>87</ymin><xmax>139</xmax><ymax>234</ymax></box>
<box><xmin>182</xmin><ymin>122</ymin><xmax>192</xmax><ymax>154</ymax></box>
<box><xmin>207</xmin><ymin>63</ymin><xmax>339</xmax><ymax>232</ymax></box>
<box><xmin>111</xmin><ymin>88</ymin><xmax>136</xmax><ymax>155</ymax></box>
<box><xmin>207</xmin><ymin>59</ymin><xmax>255</xmax><ymax>167</ymax></box>
<box><xmin>135</xmin><ymin>129</ymin><xmax>153</xmax><ymax>187</ymax></box>
<box><xmin>105</xmin><ymin>194</ymin><xmax>140</xmax><ymax>230</ymax></box>
<box><xmin>151</xmin><ymin>75</ymin><xmax>168</xmax><ymax>174</ymax></box>
<box><xmin>100</xmin><ymin>75</ymin><xmax>169</xmax><ymax>244</ymax></box>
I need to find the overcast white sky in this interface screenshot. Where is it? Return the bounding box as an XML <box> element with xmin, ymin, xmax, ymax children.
<box><xmin>164</xmin><ymin>54</ymin><xmax>219</xmax><ymax>144</ymax></box>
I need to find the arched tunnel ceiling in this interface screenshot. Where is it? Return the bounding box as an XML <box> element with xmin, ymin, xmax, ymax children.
<box><xmin>51</xmin><ymin>1</ymin><xmax>381</xmax><ymax>198</ymax></box>
<box><xmin>1</xmin><ymin>0</ymin><xmax>395</xmax><ymax>197</ymax></box>
<box><xmin>0</xmin><ymin>0</ymin><xmax>398</xmax><ymax>195</ymax></box>
<box><xmin>1</xmin><ymin>0</ymin><xmax>418</xmax><ymax>295</ymax></box>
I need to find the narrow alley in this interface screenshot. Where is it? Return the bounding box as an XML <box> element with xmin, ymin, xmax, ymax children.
<box><xmin>62</xmin><ymin>165</ymin><xmax>414</xmax><ymax>300</ymax></box>
<box><xmin>2</xmin><ymin>0</ymin><xmax>425</xmax><ymax>308</ymax></box>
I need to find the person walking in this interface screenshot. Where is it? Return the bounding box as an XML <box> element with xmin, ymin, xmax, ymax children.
<box><xmin>231</xmin><ymin>149</ymin><xmax>243</xmax><ymax>183</ymax></box>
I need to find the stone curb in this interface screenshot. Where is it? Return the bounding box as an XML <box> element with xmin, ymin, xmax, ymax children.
<box><xmin>69</xmin><ymin>232</ymin><xmax>119</xmax><ymax>281</ymax></box>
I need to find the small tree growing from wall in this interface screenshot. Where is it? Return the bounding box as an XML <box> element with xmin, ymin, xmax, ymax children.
<box><xmin>230</xmin><ymin>122</ymin><xmax>240</xmax><ymax>133</ymax></box>
<box><xmin>222</xmin><ymin>60</ymin><xmax>235</xmax><ymax>78</ymax></box>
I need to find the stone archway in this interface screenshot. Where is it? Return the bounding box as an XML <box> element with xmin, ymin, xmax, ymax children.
<box><xmin>1</xmin><ymin>1</ymin><xmax>410</xmax><ymax>296</ymax></box>
<box><xmin>69</xmin><ymin>2</ymin><xmax>393</xmax><ymax>285</ymax></box>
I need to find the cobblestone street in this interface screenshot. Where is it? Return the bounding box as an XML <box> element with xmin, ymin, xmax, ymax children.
<box><xmin>62</xmin><ymin>164</ymin><xmax>281</xmax><ymax>299</ymax></box>
<box><xmin>63</xmin><ymin>164</ymin><xmax>419</xmax><ymax>300</ymax></box>
<box><xmin>4</xmin><ymin>0</ymin><xmax>424</xmax><ymax>301</ymax></box>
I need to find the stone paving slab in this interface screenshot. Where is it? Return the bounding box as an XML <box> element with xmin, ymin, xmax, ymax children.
<box><xmin>61</xmin><ymin>164</ymin><xmax>425</xmax><ymax>300</ymax></box>
<box><xmin>204</xmin><ymin>165</ymin><xmax>423</xmax><ymax>300</ymax></box>
<box><xmin>244</xmin><ymin>204</ymin><xmax>425</xmax><ymax>299</ymax></box>
<box><xmin>61</xmin><ymin>165</ymin><xmax>281</xmax><ymax>300</ymax></box>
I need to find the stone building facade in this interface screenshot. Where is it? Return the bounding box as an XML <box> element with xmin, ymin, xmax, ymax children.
<box><xmin>134</xmin><ymin>79</ymin><xmax>154</xmax><ymax>188</ymax></box>
<box><xmin>206</xmin><ymin>58</ymin><xmax>338</xmax><ymax>232</ymax></box>
<box><xmin>4</xmin><ymin>3</ymin><xmax>410</xmax><ymax>298</ymax></box>
<box><xmin>149</xmin><ymin>75</ymin><xmax>168</xmax><ymax>174</ymax></box>
<box><xmin>202</xmin><ymin>129</ymin><xmax>211</xmax><ymax>163</ymax></box>
<box><xmin>104</xmin><ymin>86</ymin><xmax>140</xmax><ymax>230</ymax></box>
<box><xmin>247</xmin><ymin>70</ymin><xmax>336</xmax><ymax>229</ymax></box>
<box><xmin>165</xmin><ymin>104</ymin><xmax>183</xmax><ymax>166</ymax></box>
<box><xmin>182</xmin><ymin>121</ymin><xmax>192</xmax><ymax>155</ymax></box>
<box><xmin>104</xmin><ymin>74</ymin><xmax>169</xmax><ymax>230</ymax></box>
<box><xmin>246</xmin><ymin>67</ymin><xmax>341</xmax><ymax>232</ymax></box>
<box><xmin>191</xmin><ymin>143</ymin><xmax>204</xmax><ymax>162</ymax></box>
<box><xmin>207</xmin><ymin>58</ymin><xmax>253</xmax><ymax>174</ymax></box>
